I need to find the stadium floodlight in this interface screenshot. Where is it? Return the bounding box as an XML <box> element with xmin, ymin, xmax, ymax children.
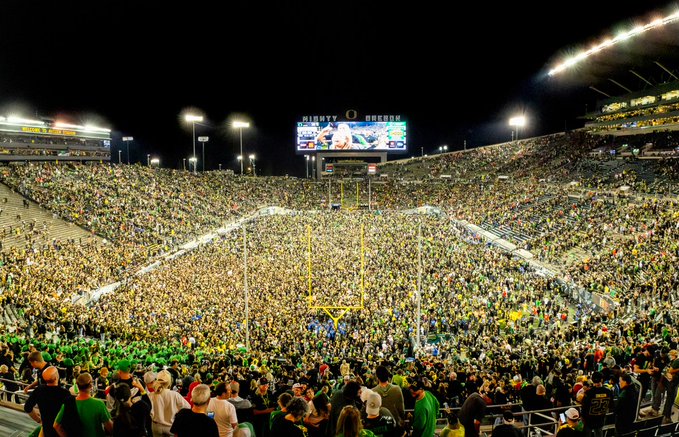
<box><xmin>184</xmin><ymin>114</ymin><xmax>203</xmax><ymax>174</ymax></box>
<box><xmin>150</xmin><ymin>158</ymin><xmax>160</xmax><ymax>166</ymax></box>
<box><xmin>548</xmin><ymin>9</ymin><xmax>679</xmax><ymax>76</ymax></box>
<box><xmin>83</xmin><ymin>125</ymin><xmax>111</xmax><ymax>133</ymax></box>
<box><xmin>55</xmin><ymin>122</ymin><xmax>83</xmax><ymax>129</ymax></box>
<box><xmin>509</xmin><ymin>116</ymin><xmax>527</xmax><ymax>142</ymax></box>
<box><xmin>249</xmin><ymin>154</ymin><xmax>256</xmax><ymax>177</ymax></box>
<box><xmin>122</xmin><ymin>137</ymin><xmax>133</xmax><ymax>164</ymax></box>
<box><xmin>7</xmin><ymin>116</ymin><xmax>44</xmax><ymax>126</ymax></box>
<box><xmin>509</xmin><ymin>116</ymin><xmax>527</xmax><ymax>127</ymax></box>
<box><xmin>184</xmin><ymin>114</ymin><xmax>204</xmax><ymax>122</ymax></box>
<box><xmin>232</xmin><ymin>121</ymin><xmax>250</xmax><ymax>175</ymax></box>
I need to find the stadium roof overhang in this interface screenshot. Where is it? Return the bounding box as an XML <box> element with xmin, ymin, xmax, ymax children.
<box><xmin>545</xmin><ymin>7</ymin><xmax>679</xmax><ymax>136</ymax></box>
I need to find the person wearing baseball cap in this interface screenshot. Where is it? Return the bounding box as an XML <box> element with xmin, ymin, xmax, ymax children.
<box><xmin>556</xmin><ymin>408</ymin><xmax>582</xmax><ymax>437</ymax></box>
<box><xmin>409</xmin><ymin>378</ymin><xmax>440</xmax><ymax>437</ymax></box>
<box><xmin>491</xmin><ymin>411</ymin><xmax>522</xmax><ymax>437</ymax></box>
<box><xmin>292</xmin><ymin>382</ymin><xmax>304</xmax><ymax>398</ymax></box>
<box><xmin>251</xmin><ymin>377</ymin><xmax>275</xmax><ymax>437</ymax></box>
<box><xmin>363</xmin><ymin>390</ymin><xmax>397</xmax><ymax>436</ymax></box>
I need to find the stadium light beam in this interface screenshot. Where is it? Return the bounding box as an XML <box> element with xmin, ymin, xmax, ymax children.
<box><xmin>548</xmin><ymin>9</ymin><xmax>679</xmax><ymax>76</ymax></box>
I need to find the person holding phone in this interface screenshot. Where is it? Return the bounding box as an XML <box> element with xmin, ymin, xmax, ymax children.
<box><xmin>556</xmin><ymin>408</ymin><xmax>583</xmax><ymax>437</ymax></box>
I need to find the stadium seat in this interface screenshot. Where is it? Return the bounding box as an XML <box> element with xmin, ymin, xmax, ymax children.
<box><xmin>637</xmin><ymin>425</ymin><xmax>659</xmax><ymax>437</ymax></box>
<box><xmin>656</xmin><ymin>422</ymin><xmax>677</xmax><ymax>437</ymax></box>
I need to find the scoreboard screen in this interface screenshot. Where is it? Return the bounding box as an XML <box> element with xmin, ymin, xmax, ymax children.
<box><xmin>297</xmin><ymin>121</ymin><xmax>406</xmax><ymax>153</ymax></box>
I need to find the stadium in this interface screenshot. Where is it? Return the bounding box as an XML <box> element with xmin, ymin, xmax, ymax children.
<box><xmin>0</xmin><ymin>4</ymin><xmax>679</xmax><ymax>437</ymax></box>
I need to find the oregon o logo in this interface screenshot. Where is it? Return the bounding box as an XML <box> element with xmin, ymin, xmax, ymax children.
<box><xmin>345</xmin><ymin>109</ymin><xmax>358</xmax><ymax>120</ymax></box>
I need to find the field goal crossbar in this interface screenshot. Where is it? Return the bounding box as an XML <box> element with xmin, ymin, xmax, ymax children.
<box><xmin>307</xmin><ymin>224</ymin><xmax>365</xmax><ymax>329</ymax></box>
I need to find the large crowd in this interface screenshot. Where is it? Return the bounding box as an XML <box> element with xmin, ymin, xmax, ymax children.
<box><xmin>0</xmin><ymin>129</ymin><xmax>676</xmax><ymax>436</ymax></box>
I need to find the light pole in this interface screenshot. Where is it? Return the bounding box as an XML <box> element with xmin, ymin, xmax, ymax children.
<box><xmin>218</xmin><ymin>163</ymin><xmax>222</xmax><ymax>171</ymax></box>
<box><xmin>312</xmin><ymin>155</ymin><xmax>316</xmax><ymax>180</ymax></box>
<box><xmin>243</xmin><ymin>225</ymin><xmax>249</xmax><ymax>352</ymax></box>
<box><xmin>237</xmin><ymin>155</ymin><xmax>242</xmax><ymax>172</ymax></box>
<box><xmin>232</xmin><ymin>121</ymin><xmax>250</xmax><ymax>175</ymax></box>
<box><xmin>118</xmin><ymin>150</ymin><xmax>122</xmax><ymax>164</ymax></box>
<box><xmin>249</xmin><ymin>154</ymin><xmax>256</xmax><ymax>177</ymax></box>
<box><xmin>182</xmin><ymin>158</ymin><xmax>186</xmax><ymax>171</ymax></box>
<box><xmin>305</xmin><ymin>155</ymin><xmax>310</xmax><ymax>179</ymax></box>
<box><xmin>185</xmin><ymin>114</ymin><xmax>203</xmax><ymax>174</ymax></box>
<box><xmin>189</xmin><ymin>156</ymin><xmax>197</xmax><ymax>174</ymax></box>
<box><xmin>198</xmin><ymin>136</ymin><xmax>209</xmax><ymax>172</ymax></box>
<box><xmin>416</xmin><ymin>222</ymin><xmax>422</xmax><ymax>352</ymax></box>
<box><xmin>122</xmin><ymin>136</ymin><xmax>133</xmax><ymax>164</ymax></box>
<box><xmin>509</xmin><ymin>116</ymin><xmax>527</xmax><ymax>143</ymax></box>
<box><xmin>147</xmin><ymin>154</ymin><xmax>150</xmax><ymax>166</ymax></box>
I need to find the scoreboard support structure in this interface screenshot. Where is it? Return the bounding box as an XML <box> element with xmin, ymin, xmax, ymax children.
<box><xmin>306</xmin><ymin>224</ymin><xmax>365</xmax><ymax>329</ymax></box>
<box><xmin>315</xmin><ymin>152</ymin><xmax>387</xmax><ymax>180</ymax></box>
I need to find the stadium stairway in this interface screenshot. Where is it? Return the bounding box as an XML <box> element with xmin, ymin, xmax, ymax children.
<box><xmin>0</xmin><ymin>182</ymin><xmax>100</xmax><ymax>253</ymax></box>
<box><xmin>0</xmin><ymin>403</ymin><xmax>37</xmax><ymax>436</ymax></box>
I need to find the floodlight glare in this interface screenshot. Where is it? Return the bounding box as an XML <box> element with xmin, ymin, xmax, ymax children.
<box><xmin>84</xmin><ymin>125</ymin><xmax>111</xmax><ymax>132</ymax></box>
<box><xmin>248</xmin><ymin>154</ymin><xmax>255</xmax><ymax>160</ymax></box>
<box><xmin>185</xmin><ymin>114</ymin><xmax>203</xmax><ymax>122</ymax></box>
<box><xmin>150</xmin><ymin>158</ymin><xmax>160</xmax><ymax>165</ymax></box>
<box><xmin>7</xmin><ymin>116</ymin><xmax>44</xmax><ymax>125</ymax></box>
<box><xmin>233</xmin><ymin>121</ymin><xmax>250</xmax><ymax>128</ymax></box>
<box><xmin>55</xmin><ymin>122</ymin><xmax>83</xmax><ymax>129</ymax></box>
<box><xmin>509</xmin><ymin>116</ymin><xmax>527</xmax><ymax>127</ymax></box>
<box><xmin>548</xmin><ymin>9</ymin><xmax>679</xmax><ymax>76</ymax></box>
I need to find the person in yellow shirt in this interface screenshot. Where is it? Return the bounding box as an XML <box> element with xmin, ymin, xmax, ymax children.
<box><xmin>441</xmin><ymin>410</ymin><xmax>465</xmax><ymax>437</ymax></box>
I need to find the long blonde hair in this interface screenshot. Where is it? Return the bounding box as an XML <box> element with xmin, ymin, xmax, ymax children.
<box><xmin>336</xmin><ymin>405</ymin><xmax>363</xmax><ymax>437</ymax></box>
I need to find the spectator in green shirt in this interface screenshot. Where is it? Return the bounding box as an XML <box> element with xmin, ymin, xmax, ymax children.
<box><xmin>409</xmin><ymin>378</ymin><xmax>440</xmax><ymax>437</ymax></box>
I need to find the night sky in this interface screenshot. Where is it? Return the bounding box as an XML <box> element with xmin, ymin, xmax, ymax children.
<box><xmin>0</xmin><ymin>0</ymin><xmax>677</xmax><ymax>176</ymax></box>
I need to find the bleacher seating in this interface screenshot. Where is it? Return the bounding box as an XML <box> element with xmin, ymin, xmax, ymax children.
<box><xmin>0</xmin><ymin>182</ymin><xmax>98</xmax><ymax>253</ymax></box>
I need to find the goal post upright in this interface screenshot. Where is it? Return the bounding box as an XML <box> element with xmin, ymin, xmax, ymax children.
<box><xmin>307</xmin><ymin>220</ymin><xmax>366</xmax><ymax>329</ymax></box>
<box><xmin>307</xmin><ymin>225</ymin><xmax>312</xmax><ymax>306</ymax></box>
